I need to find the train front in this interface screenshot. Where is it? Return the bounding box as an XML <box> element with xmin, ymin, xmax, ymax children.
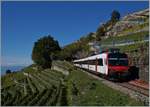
<box><xmin>107</xmin><ymin>52</ymin><xmax>130</xmax><ymax>80</ymax></box>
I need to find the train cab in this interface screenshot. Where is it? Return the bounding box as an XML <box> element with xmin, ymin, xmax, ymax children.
<box><xmin>107</xmin><ymin>52</ymin><xmax>130</xmax><ymax>79</ymax></box>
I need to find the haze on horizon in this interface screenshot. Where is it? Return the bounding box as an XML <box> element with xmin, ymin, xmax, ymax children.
<box><xmin>1</xmin><ymin>1</ymin><xmax>148</xmax><ymax>66</ymax></box>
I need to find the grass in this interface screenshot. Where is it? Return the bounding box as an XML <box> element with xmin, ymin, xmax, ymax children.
<box><xmin>66</xmin><ymin>68</ymin><xmax>144</xmax><ymax>106</ymax></box>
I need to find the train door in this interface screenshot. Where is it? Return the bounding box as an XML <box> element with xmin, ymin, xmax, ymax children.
<box><xmin>88</xmin><ymin>60</ymin><xmax>89</xmax><ymax>71</ymax></box>
<box><xmin>95</xmin><ymin>58</ymin><xmax>98</xmax><ymax>73</ymax></box>
<box><xmin>97</xmin><ymin>58</ymin><xmax>105</xmax><ymax>74</ymax></box>
<box><xmin>103</xmin><ymin>58</ymin><xmax>108</xmax><ymax>75</ymax></box>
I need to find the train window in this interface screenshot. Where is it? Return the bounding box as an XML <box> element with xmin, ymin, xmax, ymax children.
<box><xmin>98</xmin><ymin>59</ymin><xmax>103</xmax><ymax>66</ymax></box>
<box><xmin>81</xmin><ymin>60</ymin><xmax>88</xmax><ymax>64</ymax></box>
<box><xmin>78</xmin><ymin>62</ymin><xmax>81</xmax><ymax>64</ymax></box>
<box><xmin>108</xmin><ymin>59</ymin><xmax>128</xmax><ymax>66</ymax></box>
<box><xmin>85</xmin><ymin>61</ymin><xmax>88</xmax><ymax>64</ymax></box>
<box><xmin>83</xmin><ymin>61</ymin><xmax>86</xmax><ymax>64</ymax></box>
<box><xmin>86</xmin><ymin>60</ymin><xmax>89</xmax><ymax>64</ymax></box>
<box><xmin>88</xmin><ymin>60</ymin><xmax>96</xmax><ymax>65</ymax></box>
<box><xmin>108</xmin><ymin>53</ymin><xmax>127</xmax><ymax>58</ymax></box>
<box><xmin>76</xmin><ymin>59</ymin><xmax>104</xmax><ymax>65</ymax></box>
<box><xmin>88</xmin><ymin>60</ymin><xmax>92</xmax><ymax>64</ymax></box>
<box><xmin>91</xmin><ymin>60</ymin><xmax>95</xmax><ymax>64</ymax></box>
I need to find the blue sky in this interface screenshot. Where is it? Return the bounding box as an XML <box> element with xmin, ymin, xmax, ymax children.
<box><xmin>1</xmin><ymin>1</ymin><xmax>149</xmax><ymax>66</ymax></box>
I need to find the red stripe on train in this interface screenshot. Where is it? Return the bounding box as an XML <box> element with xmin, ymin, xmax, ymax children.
<box><xmin>108</xmin><ymin>66</ymin><xmax>129</xmax><ymax>71</ymax></box>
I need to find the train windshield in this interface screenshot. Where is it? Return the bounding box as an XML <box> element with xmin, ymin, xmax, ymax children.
<box><xmin>108</xmin><ymin>53</ymin><xmax>128</xmax><ymax>66</ymax></box>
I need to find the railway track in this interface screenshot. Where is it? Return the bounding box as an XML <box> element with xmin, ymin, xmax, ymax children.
<box><xmin>129</xmin><ymin>80</ymin><xmax>149</xmax><ymax>90</ymax></box>
<box><xmin>116</xmin><ymin>82</ymin><xmax>149</xmax><ymax>97</ymax></box>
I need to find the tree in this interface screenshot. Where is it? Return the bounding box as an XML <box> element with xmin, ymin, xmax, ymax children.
<box><xmin>111</xmin><ymin>10</ymin><xmax>120</xmax><ymax>23</ymax></box>
<box><xmin>32</xmin><ymin>35</ymin><xmax>61</xmax><ymax>69</ymax></box>
<box><xmin>6</xmin><ymin>69</ymin><xmax>11</xmax><ymax>74</ymax></box>
<box><xmin>95</xmin><ymin>10</ymin><xmax>120</xmax><ymax>40</ymax></box>
<box><xmin>86</xmin><ymin>32</ymin><xmax>96</xmax><ymax>41</ymax></box>
<box><xmin>96</xmin><ymin>24</ymin><xmax>106</xmax><ymax>41</ymax></box>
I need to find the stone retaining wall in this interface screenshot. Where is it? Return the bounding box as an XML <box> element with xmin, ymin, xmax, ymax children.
<box><xmin>128</xmin><ymin>48</ymin><xmax>149</xmax><ymax>83</ymax></box>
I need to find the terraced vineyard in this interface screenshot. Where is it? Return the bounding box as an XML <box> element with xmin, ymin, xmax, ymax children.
<box><xmin>1</xmin><ymin>67</ymin><xmax>66</xmax><ymax>106</ymax></box>
<box><xmin>1</xmin><ymin>61</ymin><xmax>145</xmax><ymax>106</ymax></box>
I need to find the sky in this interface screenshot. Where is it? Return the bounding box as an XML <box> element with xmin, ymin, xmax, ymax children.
<box><xmin>1</xmin><ymin>1</ymin><xmax>149</xmax><ymax>66</ymax></box>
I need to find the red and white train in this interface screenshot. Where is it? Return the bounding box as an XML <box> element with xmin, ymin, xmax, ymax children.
<box><xmin>73</xmin><ymin>49</ymin><xmax>130</xmax><ymax>80</ymax></box>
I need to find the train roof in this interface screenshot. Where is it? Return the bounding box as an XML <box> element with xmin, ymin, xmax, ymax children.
<box><xmin>73</xmin><ymin>52</ymin><xmax>107</xmax><ymax>62</ymax></box>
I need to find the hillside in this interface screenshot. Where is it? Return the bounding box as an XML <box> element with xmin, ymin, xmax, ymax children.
<box><xmin>1</xmin><ymin>61</ymin><xmax>144</xmax><ymax>106</ymax></box>
<box><xmin>105</xmin><ymin>8</ymin><xmax>149</xmax><ymax>37</ymax></box>
<box><xmin>60</xmin><ymin>8</ymin><xmax>149</xmax><ymax>82</ymax></box>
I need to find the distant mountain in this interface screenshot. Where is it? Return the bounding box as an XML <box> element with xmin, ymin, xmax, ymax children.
<box><xmin>1</xmin><ymin>65</ymin><xmax>26</xmax><ymax>76</ymax></box>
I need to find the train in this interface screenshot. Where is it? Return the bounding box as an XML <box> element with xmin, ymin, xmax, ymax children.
<box><xmin>73</xmin><ymin>49</ymin><xmax>131</xmax><ymax>80</ymax></box>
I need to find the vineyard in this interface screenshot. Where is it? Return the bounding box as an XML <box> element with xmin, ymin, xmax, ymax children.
<box><xmin>1</xmin><ymin>66</ymin><xmax>67</xmax><ymax>106</ymax></box>
<box><xmin>1</xmin><ymin>61</ymin><xmax>145</xmax><ymax>106</ymax></box>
